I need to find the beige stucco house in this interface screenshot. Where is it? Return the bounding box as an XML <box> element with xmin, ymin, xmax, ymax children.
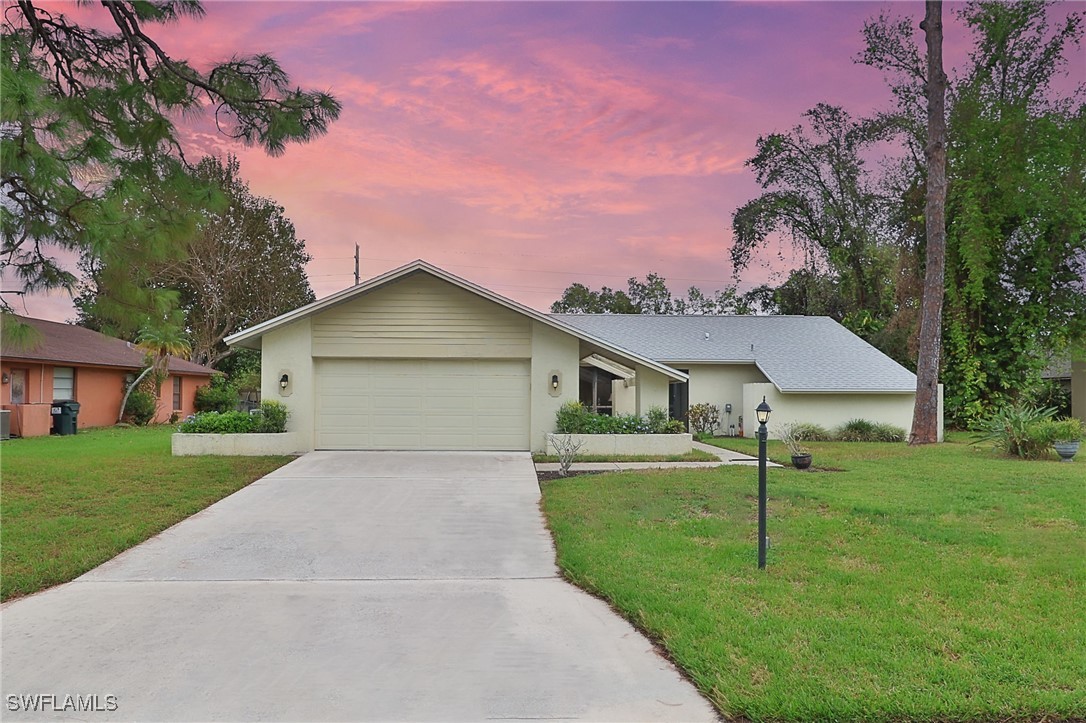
<box><xmin>226</xmin><ymin>260</ymin><xmax>937</xmax><ymax>452</ymax></box>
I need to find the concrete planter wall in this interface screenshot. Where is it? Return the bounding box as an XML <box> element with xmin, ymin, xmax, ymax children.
<box><xmin>546</xmin><ymin>432</ymin><xmax>692</xmax><ymax>456</ymax></box>
<box><xmin>172</xmin><ymin>432</ymin><xmax>305</xmax><ymax>457</ymax></box>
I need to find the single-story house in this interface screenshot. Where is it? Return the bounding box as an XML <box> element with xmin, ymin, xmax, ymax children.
<box><xmin>1</xmin><ymin>315</ymin><xmax>216</xmax><ymax>436</ymax></box>
<box><xmin>226</xmin><ymin>260</ymin><xmax>937</xmax><ymax>452</ymax></box>
<box><xmin>554</xmin><ymin>313</ymin><xmax>939</xmax><ymax>439</ymax></box>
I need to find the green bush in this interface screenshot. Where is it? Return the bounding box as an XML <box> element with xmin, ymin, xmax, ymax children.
<box><xmin>194</xmin><ymin>376</ymin><xmax>238</xmax><ymax>413</ymax></box>
<box><xmin>123</xmin><ymin>390</ymin><xmax>157</xmax><ymax>426</ymax></box>
<box><xmin>834</xmin><ymin>419</ymin><xmax>905</xmax><ymax>443</ymax></box>
<box><xmin>972</xmin><ymin>404</ymin><xmax>1058</xmax><ymax>459</ymax></box>
<box><xmin>1047</xmin><ymin>417</ymin><xmax>1084</xmax><ymax>442</ymax></box>
<box><xmin>790</xmin><ymin>422</ymin><xmax>833</xmax><ymax>442</ymax></box>
<box><xmin>254</xmin><ymin>400</ymin><xmax>289</xmax><ymax>433</ymax></box>
<box><xmin>687</xmin><ymin>403</ymin><xmax>720</xmax><ymax>435</ymax></box>
<box><xmin>835</xmin><ymin>418</ymin><xmax>878</xmax><ymax>442</ymax></box>
<box><xmin>554</xmin><ymin>401</ymin><xmax>684</xmax><ymax>434</ymax></box>
<box><xmin>178</xmin><ymin>411</ymin><xmax>257</xmax><ymax>434</ymax></box>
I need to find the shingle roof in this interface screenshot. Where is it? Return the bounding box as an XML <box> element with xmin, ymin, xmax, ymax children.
<box><xmin>2</xmin><ymin>316</ymin><xmax>216</xmax><ymax>376</ymax></box>
<box><xmin>551</xmin><ymin>314</ymin><xmax>916</xmax><ymax>393</ymax></box>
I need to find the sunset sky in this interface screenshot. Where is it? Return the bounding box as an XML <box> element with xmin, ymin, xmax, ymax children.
<box><xmin>11</xmin><ymin>1</ymin><xmax>1085</xmax><ymax>323</ymax></box>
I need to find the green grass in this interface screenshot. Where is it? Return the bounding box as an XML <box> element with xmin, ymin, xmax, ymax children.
<box><xmin>532</xmin><ymin>448</ymin><xmax>718</xmax><ymax>463</ymax></box>
<box><xmin>541</xmin><ymin>437</ymin><xmax>1086</xmax><ymax>721</ymax></box>
<box><xmin>1</xmin><ymin>426</ymin><xmax>292</xmax><ymax>601</ymax></box>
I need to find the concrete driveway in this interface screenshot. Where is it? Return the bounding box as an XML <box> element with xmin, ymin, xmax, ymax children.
<box><xmin>1</xmin><ymin>451</ymin><xmax>717</xmax><ymax>722</ymax></box>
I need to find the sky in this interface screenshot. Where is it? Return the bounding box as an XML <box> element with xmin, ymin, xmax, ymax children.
<box><xmin>9</xmin><ymin>0</ymin><xmax>1086</xmax><ymax>323</ymax></box>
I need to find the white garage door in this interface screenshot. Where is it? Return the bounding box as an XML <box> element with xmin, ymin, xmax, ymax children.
<box><xmin>315</xmin><ymin>359</ymin><xmax>531</xmax><ymax>450</ymax></box>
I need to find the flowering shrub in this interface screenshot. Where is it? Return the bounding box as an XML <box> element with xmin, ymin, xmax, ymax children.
<box><xmin>554</xmin><ymin>401</ymin><xmax>684</xmax><ymax>434</ymax></box>
<box><xmin>178</xmin><ymin>400</ymin><xmax>289</xmax><ymax>434</ymax></box>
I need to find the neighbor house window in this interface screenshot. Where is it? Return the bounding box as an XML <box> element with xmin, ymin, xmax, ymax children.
<box><xmin>53</xmin><ymin>367</ymin><xmax>74</xmax><ymax>401</ymax></box>
<box><xmin>172</xmin><ymin>376</ymin><xmax>182</xmax><ymax>410</ymax></box>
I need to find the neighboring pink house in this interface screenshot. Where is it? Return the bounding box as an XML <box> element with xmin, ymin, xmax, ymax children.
<box><xmin>1</xmin><ymin>316</ymin><xmax>216</xmax><ymax>437</ymax></box>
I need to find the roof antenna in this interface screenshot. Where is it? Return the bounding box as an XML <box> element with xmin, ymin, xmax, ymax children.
<box><xmin>704</xmin><ymin>332</ymin><xmax>709</xmax><ymax>340</ymax></box>
<box><xmin>751</xmin><ymin>343</ymin><xmax>755</xmax><ymax>352</ymax></box>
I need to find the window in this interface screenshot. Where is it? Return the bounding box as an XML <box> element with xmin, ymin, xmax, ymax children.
<box><xmin>53</xmin><ymin>367</ymin><xmax>74</xmax><ymax>401</ymax></box>
<box><xmin>579</xmin><ymin>367</ymin><xmax>618</xmax><ymax>415</ymax></box>
<box><xmin>172</xmin><ymin>376</ymin><xmax>182</xmax><ymax>410</ymax></box>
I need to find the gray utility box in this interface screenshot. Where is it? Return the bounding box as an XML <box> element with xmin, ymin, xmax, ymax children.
<box><xmin>0</xmin><ymin>409</ymin><xmax>9</xmax><ymax>440</ymax></box>
<box><xmin>51</xmin><ymin>400</ymin><xmax>80</xmax><ymax>436</ymax></box>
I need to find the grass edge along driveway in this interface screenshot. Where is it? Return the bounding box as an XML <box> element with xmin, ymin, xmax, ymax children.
<box><xmin>541</xmin><ymin>437</ymin><xmax>1085</xmax><ymax>722</ymax></box>
<box><xmin>1</xmin><ymin>426</ymin><xmax>292</xmax><ymax>601</ymax></box>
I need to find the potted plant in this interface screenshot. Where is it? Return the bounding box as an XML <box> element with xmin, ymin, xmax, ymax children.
<box><xmin>1049</xmin><ymin>418</ymin><xmax>1083</xmax><ymax>463</ymax></box>
<box><xmin>779</xmin><ymin>423</ymin><xmax>813</xmax><ymax>470</ymax></box>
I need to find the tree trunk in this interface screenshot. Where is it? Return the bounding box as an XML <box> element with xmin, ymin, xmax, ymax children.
<box><xmin>911</xmin><ymin>0</ymin><xmax>948</xmax><ymax>445</ymax></box>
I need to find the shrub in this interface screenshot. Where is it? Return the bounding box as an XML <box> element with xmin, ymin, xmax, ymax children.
<box><xmin>123</xmin><ymin>390</ymin><xmax>157</xmax><ymax>426</ymax></box>
<box><xmin>972</xmin><ymin>404</ymin><xmax>1058</xmax><ymax>459</ymax></box>
<box><xmin>834</xmin><ymin>419</ymin><xmax>905</xmax><ymax>443</ymax></box>
<box><xmin>687</xmin><ymin>403</ymin><xmax>720</xmax><ymax>436</ymax></box>
<box><xmin>1047</xmin><ymin>417</ymin><xmax>1084</xmax><ymax>443</ymax></box>
<box><xmin>790</xmin><ymin>422</ymin><xmax>833</xmax><ymax>442</ymax></box>
<box><xmin>871</xmin><ymin>423</ymin><xmax>906</xmax><ymax>443</ymax></box>
<box><xmin>254</xmin><ymin>400</ymin><xmax>289</xmax><ymax>433</ymax></box>
<box><xmin>778</xmin><ymin>423</ymin><xmax>810</xmax><ymax>457</ymax></box>
<box><xmin>550</xmin><ymin>434</ymin><xmax>585</xmax><ymax>477</ymax></box>
<box><xmin>835</xmin><ymin>418</ymin><xmax>877</xmax><ymax>442</ymax></box>
<box><xmin>554</xmin><ymin>401</ymin><xmax>682</xmax><ymax>434</ymax></box>
<box><xmin>178</xmin><ymin>411</ymin><xmax>257</xmax><ymax>434</ymax></box>
<box><xmin>194</xmin><ymin>375</ymin><xmax>238</xmax><ymax>413</ymax></box>
<box><xmin>645</xmin><ymin>406</ymin><xmax>680</xmax><ymax>434</ymax></box>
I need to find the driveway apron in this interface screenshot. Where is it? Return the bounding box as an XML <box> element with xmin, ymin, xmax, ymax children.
<box><xmin>1</xmin><ymin>451</ymin><xmax>717</xmax><ymax>722</ymax></box>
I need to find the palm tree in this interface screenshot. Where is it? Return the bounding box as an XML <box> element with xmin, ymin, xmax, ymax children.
<box><xmin>118</xmin><ymin>317</ymin><xmax>191</xmax><ymax>423</ymax></box>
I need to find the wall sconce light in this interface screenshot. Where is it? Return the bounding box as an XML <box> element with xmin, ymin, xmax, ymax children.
<box><xmin>551</xmin><ymin>374</ymin><xmax>559</xmax><ymax>390</ymax></box>
<box><xmin>279</xmin><ymin>373</ymin><xmax>290</xmax><ymax>390</ymax></box>
<box><xmin>1</xmin><ymin>372</ymin><xmax>8</xmax><ymax>384</ymax></box>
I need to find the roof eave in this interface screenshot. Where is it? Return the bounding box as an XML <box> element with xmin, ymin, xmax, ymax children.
<box><xmin>224</xmin><ymin>260</ymin><xmax>688</xmax><ymax>382</ymax></box>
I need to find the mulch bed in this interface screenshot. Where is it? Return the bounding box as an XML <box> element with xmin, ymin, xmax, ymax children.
<box><xmin>536</xmin><ymin>470</ymin><xmax>607</xmax><ymax>484</ymax></box>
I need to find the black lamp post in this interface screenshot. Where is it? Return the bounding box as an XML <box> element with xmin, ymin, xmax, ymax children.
<box><xmin>756</xmin><ymin>396</ymin><xmax>772</xmax><ymax>569</ymax></box>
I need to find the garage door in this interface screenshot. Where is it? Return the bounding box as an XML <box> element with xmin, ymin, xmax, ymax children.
<box><xmin>315</xmin><ymin>359</ymin><xmax>531</xmax><ymax>450</ymax></box>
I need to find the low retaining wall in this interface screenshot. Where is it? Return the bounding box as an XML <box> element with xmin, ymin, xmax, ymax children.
<box><xmin>546</xmin><ymin>432</ymin><xmax>692</xmax><ymax>456</ymax></box>
<box><xmin>172</xmin><ymin>432</ymin><xmax>306</xmax><ymax>457</ymax></box>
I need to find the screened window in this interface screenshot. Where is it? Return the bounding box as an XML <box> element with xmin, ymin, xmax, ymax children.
<box><xmin>53</xmin><ymin>367</ymin><xmax>74</xmax><ymax>401</ymax></box>
<box><xmin>172</xmin><ymin>376</ymin><xmax>182</xmax><ymax>410</ymax></box>
<box><xmin>579</xmin><ymin>367</ymin><xmax>618</xmax><ymax>416</ymax></box>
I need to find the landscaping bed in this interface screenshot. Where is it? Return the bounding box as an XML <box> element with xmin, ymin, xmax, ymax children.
<box><xmin>541</xmin><ymin>438</ymin><xmax>1085</xmax><ymax>721</ymax></box>
<box><xmin>0</xmin><ymin>426</ymin><xmax>292</xmax><ymax>600</ymax></box>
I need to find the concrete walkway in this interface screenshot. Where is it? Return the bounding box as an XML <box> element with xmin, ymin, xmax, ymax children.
<box><xmin>1</xmin><ymin>451</ymin><xmax>717</xmax><ymax>722</ymax></box>
<box><xmin>535</xmin><ymin>439</ymin><xmax>782</xmax><ymax>473</ymax></box>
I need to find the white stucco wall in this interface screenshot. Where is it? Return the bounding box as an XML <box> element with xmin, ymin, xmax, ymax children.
<box><xmin>742</xmin><ymin>382</ymin><xmax>943</xmax><ymax>441</ymax></box>
<box><xmin>546</xmin><ymin>433</ymin><xmax>692</xmax><ymax>456</ymax></box>
<box><xmin>612</xmin><ymin>378</ymin><xmax>636</xmax><ymax>415</ymax></box>
<box><xmin>683</xmin><ymin>363</ymin><xmax>770</xmax><ymax>433</ymax></box>
<box><xmin>530</xmin><ymin>321</ymin><xmax>581</xmax><ymax>452</ymax></box>
<box><xmin>260</xmin><ymin>318</ymin><xmax>315</xmax><ymax>452</ymax></box>
<box><xmin>635</xmin><ymin>365</ymin><xmax>670</xmax><ymax>416</ymax></box>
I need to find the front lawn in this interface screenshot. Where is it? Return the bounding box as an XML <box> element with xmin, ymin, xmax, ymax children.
<box><xmin>0</xmin><ymin>426</ymin><xmax>292</xmax><ymax>601</ymax></box>
<box><xmin>541</xmin><ymin>438</ymin><xmax>1085</xmax><ymax>722</ymax></box>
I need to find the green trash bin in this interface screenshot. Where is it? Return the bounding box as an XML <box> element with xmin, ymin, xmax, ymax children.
<box><xmin>51</xmin><ymin>400</ymin><xmax>80</xmax><ymax>435</ymax></box>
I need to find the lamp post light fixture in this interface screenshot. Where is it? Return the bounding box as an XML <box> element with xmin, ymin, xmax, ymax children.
<box><xmin>755</xmin><ymin>396</ymin><xmax>772</xmax><ymax>569</ymax></box>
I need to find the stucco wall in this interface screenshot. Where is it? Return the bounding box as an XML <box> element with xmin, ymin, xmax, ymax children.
<box><xmin>545</xmin><ymin>432</ymin><xmax>692</xmax><ymax>456</ymax></box>
<box><xmin>634</xmin><ymin>365</ymin><xmax>670</xmax><ymax>416</ymax></box>
<box><xmin>742</xmin><ymin>382</ymin><xmax>941</xmax><ymax>441</ymax></box>
<box><xmin>684</xmin><ymin>363</ymin><xmax>770</xmax><ymax>433</ymax></box>
<box><xmin>529</xmin><ymin>321</ymin><xmax>580</xmax><ymax>452</ymax></box>
<box><xmin>75</xmin><ymin>366</ymin><xmax>127</xmax><ymax>427</ymax></box>
<box><xmin>261</xmin><ymin>318</ymin><xmax>315</xmax><ymax>451</ymax></box>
